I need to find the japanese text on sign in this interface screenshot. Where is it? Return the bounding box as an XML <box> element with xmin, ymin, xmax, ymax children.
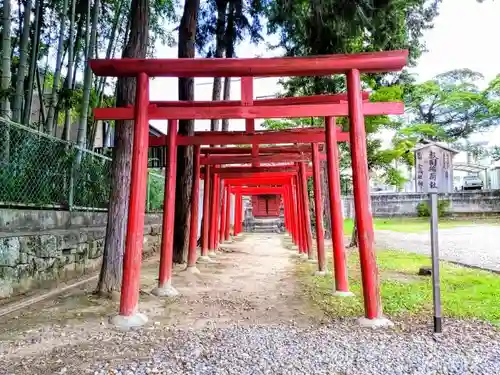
<box><xmin>428</xmin><ymin>150</ymin><xmax>438</xmax><ymax>190</ymax></box>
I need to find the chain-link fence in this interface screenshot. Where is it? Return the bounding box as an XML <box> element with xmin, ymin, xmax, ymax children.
<box><xmin>0</xmin><ymin>117</ymin><xmax>164</xmax><ymax>212</ymax></box>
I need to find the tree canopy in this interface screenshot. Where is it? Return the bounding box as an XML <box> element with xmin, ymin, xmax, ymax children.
<box><xmin>403</xmin><ymin>69</ymin><xmax>500</xmax><ymax>140</ymax></box>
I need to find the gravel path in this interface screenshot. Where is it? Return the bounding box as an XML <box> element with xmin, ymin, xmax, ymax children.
<box><xmin>1</xmin><ymin>233</ymin><xmax>500</xmax><ymax>375</ymax></box>
<box><xmin>375</xmin><ymin>224</ymin><xmax>500</xmax><ymax>272</ymax></box>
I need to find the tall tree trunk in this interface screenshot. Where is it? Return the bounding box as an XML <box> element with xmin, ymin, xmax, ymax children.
<box><xmin>62</xmin><ymin>0</ymin><xmax>77</xmax><ymax>141</ymax></box>
<box><xmin>45</xmin><ymin>0</ymin><xmax>68</xmax><ymax>134</ymax></box>
<box><xmin>0</xmin><ymin>0</ymin><xmax>12</xmax><ymax>166</ymax></box>
<box><xmin>122</xmin><ymin>9</ymin><xmax>131</xmax><ymax>47</ymax></box>
<box><xmin>220</xmin><ymin>2</ymin><xmax>235</xmax><ymax>131</ymax></box>
<box><xmin>1</xmin><ymin>0</ymin><xmax>12</xmax><ymax>118</ymax></box>
<box><xmin>84</xmin><ymin>0</ymin><xmax>91</xmax><ymax>60</ymax></box>
<box><xmin>96</xmin><ymin>0</ymin><xmax>124</xmax><ymax>105</ymax></box>
<box><xmin>76</xmin><ymin>0</ymin><xmax>100</xmax><ymax>148</ymax></box>
<box><xmin>71</xmin><ymin>14</ymin><xmax>85</xmax><ymax>90</ymax></box>
<box><xmin>88</xmin><ymin>0</ymin><xmax>125</xmax><ymax>146</ymax></box>
<box><xmin>96</xmin><ymin>0</ymin><xmax>149</xmax><ymax>295</ymax></box>
<box><xmin>11</xmin><ymin>0</ymin><xmax>33</xmax><ymax>123</ymax></box>
<box><xmin>209</xmin><ymin>0</ymin><xmax>228</xmax><ymax>132</ymax></box>
<box><xmin>23</xmin><ymin>0</ymin><xmax>42</xmax><ymax>125</ymax></box>
<box><xmin>103</xmin><ymin>121</ymin><xmax>112</xmax><ymax>146</ymax></box>
<box><xmin>35</xmin><ymin>66</ymin><xmax>46</xmax><ymax>125</ymax></box>
<box><xmin>173</xmin><ymin>0</ymin><xmax>200</xmax><ymax>264</ymax></box>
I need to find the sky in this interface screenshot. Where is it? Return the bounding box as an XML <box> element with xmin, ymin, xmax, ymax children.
<box><xmin>148</xmin><ymin>0</ymin><xmax>500</xmax><ymax>159</ymax></box>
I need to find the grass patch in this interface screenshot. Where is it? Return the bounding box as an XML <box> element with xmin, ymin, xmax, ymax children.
<box><xmin>343</xmin><ymin>217</ymin><xmax>500</xmax><ymax>235</ymax></box>
<box><xmin>297</xmin><ymin>249</ymin><xmax>500</xmax><ymax>324</ymax></box>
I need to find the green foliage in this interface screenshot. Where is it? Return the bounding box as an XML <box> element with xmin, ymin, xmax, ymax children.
<box><xmin>0</xmin><ymin>119</ymin><xmax>163</xmax><ymax>210</ymax></box>
<box><xmin>262</xmin><ymin>116</ymin><xmax>322</xmax><ymax>130</ymax></box>
<box><xmin>266</xmin><ymin>0</ymin><xmax>442</xmax><ymax>95</ymax></box>
<box><xmin>297</xmin><ymin>248</ymin><xmax>500</xmax><ymax>323</ymax></box>
<box><xmin>2</xmin><ymin>0</ymin><xmax>177</xmax><ymax>132</ymax></box>
<box><xmin>343</xmin><ymin>217</ymin><xmax>500</xmax><ymax>235</ymax></box>
<box><xmin>196</xmin><ymin>0</ymin><xmax>263</xmax><ymax>57</ymax></box>
<box><xmin>416</xmin><ymin>199</ymin><xmax>450</xmax><ymax>217</ymax></box>
<box><xmin>490</xmin><ymin>145</ymin><xmax>500</xmax><ymax>161</ymax></box>
<box><xmin>404</xmin><ymin>69</ymin><xmax>500</xmax><ymax>140</ymax></box>
<box><xmin>147</xmin><ymin>171</ymin><xmax>165</xmax><ymax>212</ymax></box>
<box><xmin>0</xmin><ymin>124</ymin><xmax>73</xmax><ymax>206</ymax></box>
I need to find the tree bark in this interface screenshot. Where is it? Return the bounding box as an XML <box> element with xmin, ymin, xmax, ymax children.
<box><xmin>22</xmin><ymin>0</ymin><xmax>42</xmax><ymax>125</ymax></box>
<box><xmin>96</xmin><ymin>0</ymin><xmax>149</xmax><ymax>295</ymax></box>
<box><xmin>62</xmin><ymin>0</ymin><xmax>77</xmax><ymax>141</ymax></box>
<box><xmin>173</xmin><ymin>0</ymin><xmax>200</xmax><ymax>264</ymax></box>
<box><xmin>96</xmin><ymin>0</ymin><xmax>125</xmax><ymax>106</ymax></box>
<box><xmin>35</xmin><ymin>66</ymin><xmax>45</xmax><ymax>125</ymax></box>
<box><xmin>45</xmin><ymin>0</ymin><xmax>68</xmax><ymax>134</ymax></box>
<box><xmin>209</xmin><ymin>0</ymin><xmax>228</xmax><ymax>132</ymax></box>
<box><xmin>76</xmin><ymin>0</ymin><xmax>100</xmax><ymax>148</ymax></box>
<box><xmin>220</xmin><ymin>2</ymin><xmax>235</xmax><ymax>131</ymax></box>
<box><xmin>71</xmin><ymin>13</ymin><xmax>85</xmax><ymax>90</ymax></box>
<box><xmin>11</xmin><ymin>0</ymin><xmax>33</xmax><ymax>123</ymax></box>
<box><xmin>1</xmin><ymin>0</ymin><xmax>12</xmax><ymax>118</ymax></box>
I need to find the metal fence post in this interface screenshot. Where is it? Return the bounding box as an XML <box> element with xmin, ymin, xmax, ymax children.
<box><xmin>429</xmin><ymin>192</ymin><xmax>442</xmax><ymax>333</ymax></box>
<box><xmin>68</xmin><ymin>173</ymin><xmax>74</xmax><ymax>211</ymax></box>
<box><xmin>67</xmin><ymin>144</ymin><xmax>75</xmax><ymax>211</ymax></box>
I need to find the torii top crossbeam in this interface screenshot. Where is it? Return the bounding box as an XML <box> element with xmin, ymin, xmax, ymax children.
<box><xmin>89</xmin><ymin>50</ymin><xmax>407</xmax><ymax>77</ymax></box>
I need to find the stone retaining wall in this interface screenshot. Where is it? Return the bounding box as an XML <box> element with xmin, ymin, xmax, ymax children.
<box><xmin>342</xmin><ymin>190</ymin><xmax>500</xmax><ymax>218</ymax></box>
<box><xmin>0</xmin><ymin>209</ymin><xmax>162</xmax><ymax>299</ymax></box>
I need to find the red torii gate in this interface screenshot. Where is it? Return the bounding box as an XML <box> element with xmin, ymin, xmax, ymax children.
<box><xmin>201</xmin><ymin>169</ymin><xmax>310</xmax><ymax>259</ymax></box>
<box><xmin>90</xmin><ymin>49</ymin><xmax>407</xmax><ymax>329</ymax></box>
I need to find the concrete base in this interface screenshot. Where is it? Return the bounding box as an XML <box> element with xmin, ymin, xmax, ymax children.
<box><xmin>300</xmin><ymin>253</ymin><xmax>309</xmax><ymax>260</ymax></box>
<box><xmin>197</xmin><ymin>255</ymin><xmax>214</xmax><ymax>263</ymax></box>
<box><xmin>332</xmin><ymin>290</ymin><xmax>355</xmax><ymax>297</ymax></box>
<box><xmin>289</xmin><ymin>245</ymin><xmax>298</xmax><ymax>251</ymax></box>
<box><xmin>207</xmin><ymin>251</ymin><xmax>217</xmax><ymax>257</ymax></box>
<box><xmin>185</xmin><ymin>265</ymin><xmax>201</xmax><ymax>274</ymax></box>
<box><xmin>109</xmin><ymin>312</ymin><xmax>148</xmax><ymax>330</ymax></box>
<box><xmin>358</xmin><ymin>316</ymin><xmax>394</xmax><ymax>328</ymax></box>
<box><xmin>290</xmin><ymin>252</ymin><xmax>302</xmax><ymax>258</ymax></box>
<box><xmin>314</xmin><ymin>270</ymin><xmax>328</xmax><ymax>277</ymax></box>
<box><xmin>151</xmin><ymin>282</ymin><xmax>179</xmax><ymax>298</ymax></box>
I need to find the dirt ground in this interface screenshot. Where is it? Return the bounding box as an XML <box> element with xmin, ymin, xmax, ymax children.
<box><xmin>0</xmin><ymin>233</ymin><xmax>323</xmax><ymax>374</ymax></box>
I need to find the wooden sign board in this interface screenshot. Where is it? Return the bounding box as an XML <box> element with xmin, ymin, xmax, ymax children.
<box><xmin>414</xmin><ymin>144</ymin><xmax>455</xmax><ymax>193</ymax></box>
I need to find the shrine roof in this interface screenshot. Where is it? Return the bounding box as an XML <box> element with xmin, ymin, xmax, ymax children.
<box><xmin>413</xmin><ymin>141</ymin><xmax>459</xmax><ymax>154</ymax></box>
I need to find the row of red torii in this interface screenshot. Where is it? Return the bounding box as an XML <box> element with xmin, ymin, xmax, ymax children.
<box><xmin>91</xmin><ymin>50</ymin><xmax>408</xmax><ymax>329</ymax></box>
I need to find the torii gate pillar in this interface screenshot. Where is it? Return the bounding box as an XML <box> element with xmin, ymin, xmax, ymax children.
<box><xmin>347</xmin><ymin>69</ymin><xmax>389</xmax><ymax>326</ymax></box>
<box><xmin>152</xmin><ymin>118</ymin><xmax>179</xmax><ymax>298</ymax></box>
<box><xmin>199</xmin><ymin>165</ymin><xmax>212</xmax><ymax>262</ymax></box>
<box><xmin>325</xmin><ymin>116</ymin><xmax>353</xmax><ymax>297</ymax></box>
<box><xmin>110</xmin><ymin>72</ymin><xmax>150</xmax><ymax>328</ymax></box>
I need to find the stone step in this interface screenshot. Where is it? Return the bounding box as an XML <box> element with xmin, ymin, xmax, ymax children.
<box><xmin>252</xmin><ymin>227</ymin><xmax>281</xmax><ymax>233</ymax></box>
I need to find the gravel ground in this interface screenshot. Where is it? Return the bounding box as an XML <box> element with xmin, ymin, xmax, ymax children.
<box><xmin>376</xmin><ymin>225</ymin><xmax>500</xmax><ymax>272</ymax></box>
<box><xmin>91</xmin><ymin>322</ymin><xmax>500</xmax><ymax>375</ymax></box>
<box><xmin>1</xmin><ymin>233</ymin><xmax>500</xmax><ymax>375</ymax></box>
<box><xmin>3</xmin><ymin>321</ymin><xmax>500</xmax><ymax>375</ymax></box>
